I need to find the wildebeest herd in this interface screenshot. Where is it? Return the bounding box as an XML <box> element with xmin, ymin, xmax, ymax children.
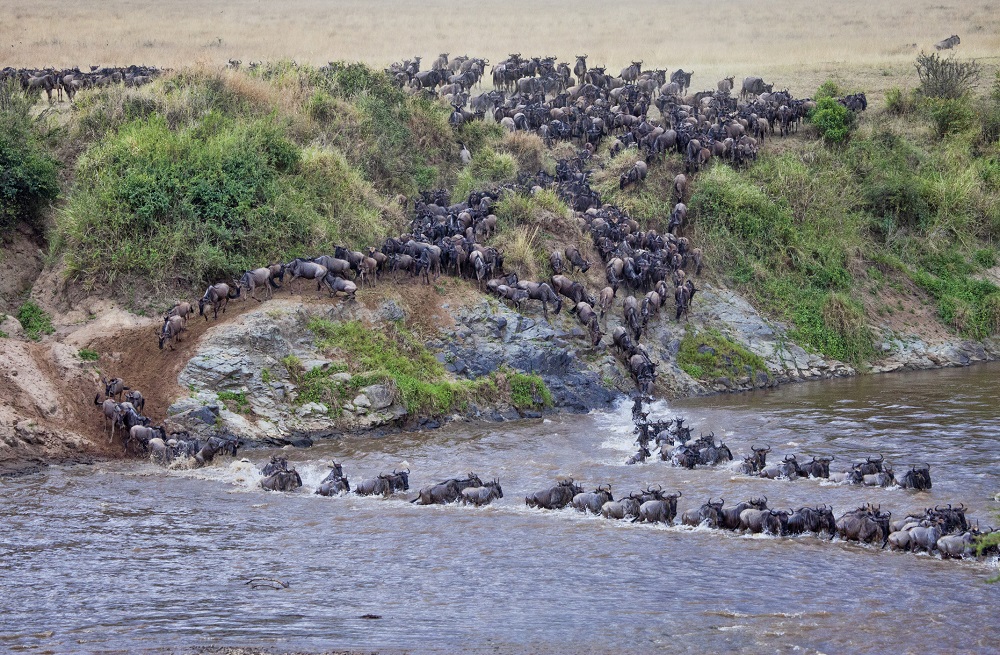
<box><xmin>1</xmin><ymin>65</ymin><xmax>162</xmax><ymax>103</ymax></box>
<box><xmin>93</xmin><ymin>374</ymin><xmax>238</xmax><ymax>465</ymax></box>
<box><xmin>241</xmin><ymin>438</ymin><xmax>993</xmax><ymax>563</ymax></box>
<box><xmin>386</xmin><ymin>53</ymin><xmax>867</xmax><ymax>173</ymax></box>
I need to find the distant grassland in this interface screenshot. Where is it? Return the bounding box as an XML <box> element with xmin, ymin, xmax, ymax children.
<box><xmin>4</xmin><ymin>0</ymin><xmax>1000</xmax><ymax>97</ymax></box>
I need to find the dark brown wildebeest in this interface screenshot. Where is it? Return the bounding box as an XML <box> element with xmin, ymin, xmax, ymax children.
<box><xmin>198</xmin><ymin>283</ymin><xmax>239</xmax><ymax>319</ymax></box>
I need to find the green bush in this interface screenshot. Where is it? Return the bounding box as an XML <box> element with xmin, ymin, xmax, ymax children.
<box><xmin>815</xmin><ymin>80</ymin><xmax>843</xmax><ymax>100</ymax></box>
<box><xmin>810</xmin><ymin>96</ymin><xmax>856</xmax><ymax>143</ymax></box>
<box><xmin>0</xmin><ymin>81</ymin><xmax>60</xmax><ymax>234</ymax></box>
<box><xmin>17</xmin><ymin>301</ymin><xmax>54</xmax><ymax>341</ymax></box>
<box><xmin>78</xmin><ymin>348</ymin><xmax>100</xmax><ymax>361</ymax></box>
<box><xmin>885</xmin><ymin>87</ymin><xmax>917</xmax><ymax>115</ymax></box>
<box><xmin>924</xmin><ymin>96</ymin><xmax>974</xmax><ymax>137</ymax></box>
<box><xmin>58</xmin><ymin>111</ymin><xmax>394</xmax><ymax>286</ymax></box>
<box><xmin>217</xmin><ymin>390</ymin><xmax>251</xmax><ymax>413</ymax></box>
<box><xmin>915</xmin><ymin>52</ymin><xmax>981</xmax><ymax>100</ymax></box>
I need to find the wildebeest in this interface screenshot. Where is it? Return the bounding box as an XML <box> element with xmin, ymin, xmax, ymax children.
<box><xmin>741</xmin><ymin>76</ymin><xmax>773</xmax><ymax>100</ymax></box>
<box><xmin>600</xmin><ymin>493</ymin><xmax>643</xmax><ymax>519</ymax></box>
<box><xmin>127</xmin><ymin>424</ymin><xmax>165</xmax><ymax>453</ymax></box>
<box><xmin>322</xmin><ymin>273</ymin><xmax>358</xmax><ymax>299</ymax></box>
<box><xmin>158</xmin><ymin>315</ymin><xmax>186</xmax><ymax>350</ymax></box>
<box><xmin>238</xmin><ymin>268</ymin><xmax>278</xmax><ymax>302</ymax></box>
<box><xmin>718</xmin><ymin>497</ymin><xmax>769</xmax><ymax>530</ymax></box>
<box><xmin>565</xmin><ymin>246</ymin><xmax>591</xmax><ymax>273</ymax></box>
<box><xmin>898</xmin><ymin>464</ymin><xmax>932</xmax><ymax>490</ymax></box>
<box><xmin>165</xmin><ymin>301</ymin><xmax>195</xmax><ymax>322</ymax></box>
<box><xmin>515</xmin><ymin>281</ymin><xmax>562</xmax><ymax>318</ymax></box>
<box><xmin>525</xmin><ymin>478</ymin><xmax>584</xmax><ymax>509</ymax></box>
<box><xmin>934</xmin><ymin>35</ymin><xmax>960</xmax><ymax>50</ymax></box>
<box><xmin>199</xmin><ymin>283</ymin><xmax>239</xmax><ymax>320</ymax></box>
<box><xmin>94</xmin><ymin>397</ymin><xmax>120</xmax><ymax>441</ymax></box>
<box><xmin>759</xmin><ymin>454</ymin><xmax>800</xmax><ymax>480</ymax></box>
<box><xmin>101</xmin><ymin>376</ymin><xmax>129</xmax><ymax>401</ymax></box>
<box><xmin>619</xmin><ymin>160</ymin><xmax>648</xmax><ymax>190</ymax></box>
<box><xmin>124</xmin><ymin>390</ymin><xmax>145</xmax><ymax>414</ymax></box>
<box><xmin>260</xmin><ymin>456</ymin><xmax>303</xmax><ymax>492</ymax></box>
<box><xmin>632</xmin><ymin>490</ymin><xmax>682</xmax><ymax>525</ymax></box>
<box><xmin>571</xmin><ymin>485</ymin><xmax>614</xmax><ymax>514</ymax></box>
<box><xmin>193</xmin><ymin>434</ymin><xmax>239</xmax><ymax>466</ymax></box>
<box><xmin>797</xmin><ymin>455</ymin><xmax>834</xmax><ymax>479</ymax></box>
<box><xmin>412</xmin><ymin>473</ymin><xmax>483</xmax><ymax>505</ymax></box>
<box><xmin>936</xmin><ymin>532</ymin><xmax>974</xmax><ymax>558</ymax></box>
<box><xmin>461</xmin><ymin>478</ymin><xmax>503</xmax><ymax>506</ymax></box>
<box><xmin>786</xmin><ymin>506</ymin><xmax>837</xmax><ymax>537</ymax></box>
<box><xmin>549</xmin><ymin>250</ymin><xmax>564</xmax><ymax>274</ymax></box>
<box><xmin>672</xmin><ymin>174</ymin><xmax>687</xmax><ymax>203</ymax></box>
<box><xmin>836</xmin><ymin>504</ymin><xmax>891</xmax><ymax>547</ymax></box>
<box><xmin>284</xmin><ymin>258</ymin><xmax>329</xmax><ymax>295</ymax></box>
<box><xmin>740</xmin><ymin>444</ymin><xmax>770</xmax><ymax>475</ymax></box>
<box><xmin>681</xmin><ymin>498</ymin><xmax>725</xmax><ymax>528</ymax></box>
<box><xmin>315</xmin><ymin>461</ymin><xmax>351</xmax><ymax>496</ymax></box>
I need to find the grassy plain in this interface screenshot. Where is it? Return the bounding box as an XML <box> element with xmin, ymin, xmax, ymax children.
<box><xmin>4</xmin><ymin>0</ymin><xmax>1000</xmax><ymax>98</ymax></box>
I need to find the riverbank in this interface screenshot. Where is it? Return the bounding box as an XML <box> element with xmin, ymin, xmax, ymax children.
<box><xmin>3</xmin><ymin>272</ymin><xmax>1000</xmax><ymax>477</ymax></box>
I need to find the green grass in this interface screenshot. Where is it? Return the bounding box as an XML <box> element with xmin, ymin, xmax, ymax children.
<box><xmin>303</xmin><ymin>318</ymin><xmax>552</xmax><ymax>415</ymax></box>
<box><xmin>217</xmin><ymin>390</ymin><xmax>251</xmax><ymax>413</ymax></box>
<box><xmin>508</xmin><ymin>370</ymin><xmax>554</xmax><ymax>409</ymax></box>
<box><xmin>17</xmin><ymin>301</ymin><xmax>54</xmax><ymax>341</ymax></box>
<box><xmin>677</xmin><ymin>327</ymin><xmax>770</xmax><ymax>383</ymax></box>
<box><xmin>78</xmin><ymin>348</ymin><xmax>99</xmax><ymax>361</ymax></box>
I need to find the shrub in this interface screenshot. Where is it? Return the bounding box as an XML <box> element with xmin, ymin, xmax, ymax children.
<box><xmin>924</xmin><ymin>96</ymin><xmax>974</xmax><ymax>137</ymax></box>
<box><xmin>915</xmin><ymin>52</ymin><xmax>981</xmax><ymax>100</ymax></box>
<box><xmin>810</xmin><ymin>96</ymin><xmax>855</xmax><ymax>143</ymax></box>
<box><xmin>885</xmin><ymin>87</ymin><xmax>917</xmax><ymax>115</ymax></box>
<box><xmin>78</xmin><ymin>348</ymin><xmax>100</xmax><ymax>361</ymax></box>
<box><xmin>17</xmin><ymin>301</ymin><xmax>54</xmax><ymax>341</ymax></box>
<box><xmin>58</xmin><ymin>111</ymin><xmax>396</xmax><ymax>286</ymax></box>
<box><xmin>0</xmin><ymin>81</ymin><xmax>60</xmax><ymax>234</ymax></box>
<box><xmin>815</xmin><ymin>80</ymin><xmax>843</xmax><ymax>100</ymax></box>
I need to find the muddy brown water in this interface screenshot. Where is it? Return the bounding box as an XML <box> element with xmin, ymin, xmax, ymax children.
<box><xmin>2</xmin><ymin>365</ymin><xmax>999</xmax><ymax>654</ymax></box>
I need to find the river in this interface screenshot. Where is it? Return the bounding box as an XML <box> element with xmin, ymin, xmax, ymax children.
<box><xmin>2</xmin><ymin>364</ymin><xmax>999</xmax><ymax>654</ymax></box>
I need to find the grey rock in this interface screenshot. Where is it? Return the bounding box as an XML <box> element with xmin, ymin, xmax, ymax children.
<box><xmin>360</xmin><ymin>384</ymin><xmax>394</xmax><ymax>411</ymax></box>
<box><xmin>352</xmin><ymin>394</ymin><xmax>372</xmax><ymax>409</ymax></box>
<box><xmin>379</xmin><ymin>300</ymin><xmax>405</xmax><ymax>322</ymax></box>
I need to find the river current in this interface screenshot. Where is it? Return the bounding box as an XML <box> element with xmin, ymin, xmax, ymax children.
<box><xmin>2</xmin><ymin>364</ymin><xmax>998</xmax><ymax>654</ymax></box>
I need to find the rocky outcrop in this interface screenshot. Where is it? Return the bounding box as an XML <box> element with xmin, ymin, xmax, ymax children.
<box><xmin>433</xmin><ymin>299</ymin><xmax>617</xmax><ymax>413</ymax></box>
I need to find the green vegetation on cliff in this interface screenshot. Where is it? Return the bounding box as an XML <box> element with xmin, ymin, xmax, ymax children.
<box><xmin>0</xmin><ymin>81</ymin><xmax>59</xmax><ymax>235</ymax></box>
<box><xmin>301</xmin><ymin>318</ymin><xmax>551</xmax><ymax>415</ymax></box>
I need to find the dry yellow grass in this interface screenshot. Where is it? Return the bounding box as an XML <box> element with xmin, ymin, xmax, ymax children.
<box><xmin>3</xmin><ymin>0</ymin><xmax>999</xmax><ymax>96</ymax></box>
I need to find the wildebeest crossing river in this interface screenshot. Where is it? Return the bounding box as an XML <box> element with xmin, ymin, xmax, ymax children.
<box><xmin>2</xmin><ymin>364</ymin><xmax>999</xmax><ymax>654</ymax></box>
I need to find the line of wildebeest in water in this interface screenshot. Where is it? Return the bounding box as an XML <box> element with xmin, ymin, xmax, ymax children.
<box><xmin>240</xmin><ymin>399</ymin><xmax>994</xmax><ymax>562</ymax></box>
